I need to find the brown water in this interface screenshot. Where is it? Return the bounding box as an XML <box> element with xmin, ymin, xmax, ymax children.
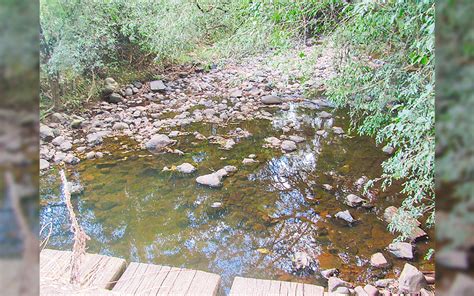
<box><xmin>40</xmin><ymin>103</ymin><xmax>434</xmax><ymax>294</ymax></box>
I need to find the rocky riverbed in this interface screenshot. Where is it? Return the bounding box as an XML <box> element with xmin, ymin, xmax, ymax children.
<box><xmin>39</xmin><ymin>45</ymin><xmax>434</xmax><ymax>295</ymax></box>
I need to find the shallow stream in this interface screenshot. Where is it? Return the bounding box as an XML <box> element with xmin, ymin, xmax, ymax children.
<box><xmin>40</xmin><ymin>102</ymin><xmax>433</xmax><ymax>294</ymax></box>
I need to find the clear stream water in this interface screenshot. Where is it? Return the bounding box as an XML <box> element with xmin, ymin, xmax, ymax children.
<box><xmin>40</xmin><ymin>102</ymin><xmax>433</xmax><ymax>294</ymax></box>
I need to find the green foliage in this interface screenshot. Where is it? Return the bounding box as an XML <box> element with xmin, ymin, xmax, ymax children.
<box><xmin>326</xmin><ymin>0</ymin><xmax>435</xmax><ymax>241</ymax></box>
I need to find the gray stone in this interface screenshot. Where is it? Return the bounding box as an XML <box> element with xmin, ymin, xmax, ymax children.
<box><xmin>196</xmin><ymin>173</ymin><xmax>222</xmax><ymax>188</ymax></box>
<box><xmin>319</xmin><ymin>111</ymin><xmax>332</xmax><ymax>118</ymax></box>
<box><xmin>374</xmin><ymin>279</ymin><xmax>396</xmax><ymax>288</ymax></box>
<box><xmin>363</xmin><ymin>284</ymin><xmax>379</xmax><ymax>296</ymax></box>
<box><xmin>229</xmin><ymin>89</ymin><xmax>243</xmax><ymax>98</ymax></box>
<box><xmin>63</xmin><ymin>154</ymin><xmax>80</xmax><ymax>165</ymax></box>
<box><xmin>242</xmin><ymin>158</ymin><xmax>258</xmax><ymax>165</ymax></box>
<box><xmin>108</xmin><ymin>92</ymin><xmax>123</xmax><ymax>103</ymax></box>
<box><xmin>261</xmin><ymin>95</ymin><xmax>282</xmax><ymax>105</ymax></box>
<box><xmin>60</xmin><ymin>141</ymin><xmax>72</xmax><ymax>152</ymax></box>
<box><xmin>346</xmin><ymin>194</ymin><xmax>366</xmax><ymax>207</ymax></box>
<box><xmin>328</xmin><ymin>277</ymin><xmax>352</xmax><ymax>292</ymax></box>
<box><xmin>87</xmin><ymin>133</ymin><xmax>104</xmax><ymax>146</ymax></box>
<box><xmin>112</xmin><ymin>122</ymin><xmax>129</xmax><ymax>130</ymax></box>
<box><xmin>333</xmin><ymin>126</ymin><xmax>344</xmax><ymax>134</ymax></box>
<box><xmin>71</xmin><ymin>119</ymin><xmax>83</xmax><ymax>129</ymax></box>
<box><xmin>150</xmin><ymin>80</ymin><xmax>167</xmax><ymax>92</ymax></box>
<box><xmin>52</xmin><ymin>136</ymin><xmax>66</xmax><ymax>146</ymax></box>
<box><xmin>103</xmin><ymin>77</ymin><xmax>118</xmax><ymax>95</ymax></box>
<box><xmin>398</xmin><ymin>263</ymin><xmax>427</xmax><ymax>294</ymax></box>
<box><xmin>145</xmin><ymin>134</ymin><xmax>176</xmax><ymax>152</ymax></box>
<box><xmin>211</xmin><ymin>202</ymin><xmax>223</xmax><ymax>208</ymax></box>
<box><xmin>321</xmin><ymin>268</ymin><xmax>339</xmax><ymax>279</ymax></box>
<box><xmin>40</xmin><ymin>159</ymin><xmax>50</xmax><ymax>170</ymax></box>
<box><xmin>176</xmin><ymin>163</ymin><xmax>196</xmax><ymax>174</ymax></box>
<box><xmin>382</xmin><ymin>145</ymin><xmax>395</xmax><ymax>154</ymax></box>
<box><xmin>125</xmin><ymin>88</ymin><xmax>133</xmax><ymax>96</ymax></box>
<box><xmin>281</xmin><ymin>140</ymin><xmax>297</xmax><ymax>152</ymax></box>
<box><xmin>40</xmin><ymin>124</ymin><xmax>54</xmax><ymax>142</ymax></box>
<box><xmin>54</xmin><ymin>152</ymin><xmax>66</xmax><ymax>163</ymax></box>
<box><xmin>370</xmin><ymin>252</ymin><xmax>389</xmax><ymax>268</ymax></box>
<box><xmin>335</xmin><ymin>210</ymin><xmax>355</xmax><ymax>223</ymax></box>
<box><xmin>387</xmin><ymin>242</ymin><xmax>413</xmax><ymax>259</ymax></box>
<box><xmin>223</xmin><ymin>165</ymin><xmax>238</xmax><ymax>174</ymax></box>
<box><xmin>86</xmin><ymin>152</ymin><xmax>96</xmax><ymax>160</ymax></box>
<box><xmin>289</xmin><ymin>135</ymin><xmax>305</xmax><ymax>143</ymax></box>
<box><xmin>354</xmin><ymin>286</ymin><xmax>368</xmax><ymax>296</ymax></box>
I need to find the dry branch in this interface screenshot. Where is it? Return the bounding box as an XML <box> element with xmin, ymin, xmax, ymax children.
<box><xmin>60</xmin><ymin>170</ymin><xmax>90</xmax><ymax>285</ymax></box>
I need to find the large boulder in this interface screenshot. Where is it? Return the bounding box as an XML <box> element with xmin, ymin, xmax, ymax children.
<box><xmin>387</xmin><ymin>242</ymin><xmax>413</xmax><ymax>259</ymax></box>
<box><xmin>150</xmin><ymin>80</ymin><xmax>167</xmax><ymax>92</ymax></box>
<box><xmin>398</xmin><ymin>263</ymin><xmax>427</xmax><ymax>294</ymax></box>
<box><xmin>261</xmin><ymin>95</ymin><xmax>282</xmax><ymax>105</ymax></box>
<box><xmin>145</xmin><ymin>134</ymin><xmax>176</xmax><ymax>152</ymax></box>
<box><xmin>103</xmin><ymin>77</ymin><xmax>119</xmax><ymax>95</ymax></box>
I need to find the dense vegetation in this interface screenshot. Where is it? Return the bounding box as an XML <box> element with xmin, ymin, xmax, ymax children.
<box><xmin>40</xmin><ymin>0</ymin><xmax>435</xmax><ymax>245</ymax></box>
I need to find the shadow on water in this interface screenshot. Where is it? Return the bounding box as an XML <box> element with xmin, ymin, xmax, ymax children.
<box><xmin>40</xmin><ymin>103</ymin><xmax>434</xmax><ymax>294</ymax></box>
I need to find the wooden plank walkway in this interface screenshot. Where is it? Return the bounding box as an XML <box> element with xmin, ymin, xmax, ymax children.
<box><xmin>229</xmin><ymin>276</ymin><xmax>324</xmax><ymax>296</ymax></box>
<box><xmin>40</xmin><ymin>249</ymin><xmax>221</xmax><ymax>295</ymax></box>
<box><xmin>112</xmin><ymin>262</ymin><xmax>221</xmax><ymax>295</ymax></box>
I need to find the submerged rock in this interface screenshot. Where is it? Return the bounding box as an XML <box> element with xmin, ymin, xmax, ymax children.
<box><xmin>345</xmin><ymin>194</ymin><xmax>366</xmax><ymax>207</ymax></box>
<box><xmin>370</xmin><ymin>252</ymin><xmax>389</xmax><ymax>268</ymax></box>
<box><xmin>145</xmin><ymin>134</ymin><xmax>176</xmax><ymax>152</ymax></box>
<box><xmin>335</xmin><ymin>210</ymin><xmax>355</xmax><ymax>223</ymax></box>
<box><xmin>398</xmin><ymin>263</ymin><xmax>427</xmax><ymax>294</ymax></box>
<box><xmin>387</xmin><ymin>242</ymin><xmax>413</xmax><ymax>259</ymax></box>
<box><xmin>176</xmin><ymin>163</ymin><xmax>196</xmax><ymax>174</ymax></box>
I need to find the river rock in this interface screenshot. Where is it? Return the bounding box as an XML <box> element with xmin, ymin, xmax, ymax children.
<box><xmin>86</xmin><ymin>152</ymin><xmax>96</xmax><ymax>160</ymax></box>
<box><xmin>333</xmin><ymin>126</ymin><xmax>344</xmax><ymax>134</ymax></box>
<box><xmin>125</xmin><ymin>88</ymin><xmax>133</xmax><ymax>96</ymax></box>
<box><xmin>363</xmin><ymin>284</ymin><xmax>379</xmax><ymax>296</ymax></box>
<box><xmin>289</xmin><ymin>135</ymin><xmax>305</xmax><ymax>143</ymax></box>
<box><xmin>87</xmin><ymin>132</ymin><xmax>104</xmax><ymax>146</ymax></box>
<box><xmin>40</xmin><ymin>159</ymin><xmax>50</xmax><ymax>170</ymax></box>
<box><xmin>261</xmin><ymin>95</ymin><xmax>282</xmax><ymax>105</ymax></box>
<box><xmin>354</xmin><ymin>286</ymin><xmax>368</xmax><ymax>296</ymax></box>
<box><xmin>382</xmin><ymin>145</ymin><xmax>395</xmax><ymax>154</ymax></box>
<box><xmin>318</xmin><ymin>111</ymin><xmax>332</xmax><ymax>118</ymax></box>
<box><xmin>321</xmin><ymin>268</ymin><xmax>339</xmax><ymax>279</ymax></box>
<box><xmin>68</xmin><ymin>182</ymin><xmax>84</xmax><ymax>195</ymax></box>
<box><xmin>335</xmin><ymin>210</ymin><xmax>355</xmax><ymax>223</ymax></box>
<box><xmin>370</xmin><ymin>252</ymin><xmax>389</xmax><ymax>268</ymax></box>
<box><xmin>145</xmin><ymin>134</ymin><xmax>176</xmax><ymax>152</ymax></box>
<box><xmin>211</xmin><ymin>202</ymin><xmax>223</xmax><ymax>208</ymax></box>
<box><xmin>52</xmin><ymin>136</ymin><xmax>65</xmax><ymax>146</ymax></box>
<box><xmin>196</xmin><ymin>173</ymin><xmax>222</xmax><ymax>188</ymax></box>
<box><xmin>71</xmin><ymin>119</ymin><xmax>83</xmax><ymax>129</ymax></box>
<box><xmin>328</xmin><ymin>277</ymin><xmax>352</xmax><ymax>293</ymax></box>
<box><xmin>40</xmin><ymin>124</ymin><xmax>54</xmax><ymax>142</ymax></box>
<box><xmin>345</xmin><ymin>194</ymin><xmax>365</xmax><ymax>207</ymax></box>
<box><xmin>374</xmin><ymin>279</ymin><xmax>397</xmax><ymax>288</ymax></box>
<box><xmin>108</xmin><ymin>92</ymin><xmax>123</xmax><ymax>103</ymax></box>
<box><xmin>150</xmin><ymin>80</ymin><xmax>166</xmax><ymax>92</ymax></box>
<box><xmin>103</xmin><ymin>77</ymin><xmax>119</xmax><ymax>95</ymax></box>
<box><xmin>398</xmin><ymin>263</ymin><xmax>427</xmax><ymax>294</ymax></box>
<box><xmin>222</xmin><ymin>165</ymin><xmax>238</xmax><ymax>174</ymax></box>
<box><xmin>229</xmin><ymin>89</ymin><xmax>243</xmax><ymax>97</ymax></box>
<box><xmin>113</xmin><ymin>122</ymin><xmax>129</xmax><ymax>130</ymax></box>
<box><xmin>264</xmin><ymin>136</ymin><xmax>281</xmax><ymax>147</ymax></box>
<box><xmin>63</xmin><ymin>154</ymin><xmax>80</xmax><ymax>165</ymax></box>
<box><xmin>242</xmin><ymin>158</ymin><xmax>258</xmax><ymax>165</ymax></box>
<box><xmin>387</xmin><ymin>242</ymin><xmax>413</xmax><ymax>259</ymax></box>
<box><xmin>176</xmin><ymin>163</ymin><xmax>196</xmax><ymax>174</ymax></box>
<box><xmin>60</xmin><ymin>141</ymin><xmax>72</xmax><ymax>152</ymax></box>
<box><xmin>281</xmin><ymin>140</ymin><xmax>297</xmax><ymax>152</ymax></box>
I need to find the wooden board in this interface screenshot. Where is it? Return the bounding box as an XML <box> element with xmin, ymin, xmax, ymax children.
<box><xmin>40</xmin><ymin>249</ymin><xmax>126</xmax><ymax>293</ymax></box>
<box><xmin>229</xmin><ymin>276</ymin><xmax>325</xmax><ymax>296</ymax></box>
<box><xmin>112</xmin><ymin>262</ymin><xmax>221</xmax><ymax>295</ymax></box>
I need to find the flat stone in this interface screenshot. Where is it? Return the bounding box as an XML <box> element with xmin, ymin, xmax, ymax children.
<box><xmin>289</xmin><ymin>135</ymin><xmax>305</xmax><ymax>143</ymax></box>
<box><xmin>261</xmin><ymin>95</ymin><xmax>282</xmax><ymax>105</ymax></box>
<box><xmin>398</xmin><ymin>263</ymin><xmax>427</xmax><ymax>294</ymax></box>
<box><xmin>40</xmin><ymin>159</ymin><xmax>50</xmax><ymax>170</ymax></box>
<box><xmin>150</xmin><ymin>80</ymin><xmax>166</xmax><ymax>92</ymax></box>
<box><xmin>242</xmin><ymin>158</ymin><xmax>258</xmax><ymax>165</ymax></box>
<box><xmin>318</xmin><ymin>111</ymin><xmax>332</xmax><ymax>118</ymax></box>
<box><xmin>387</xmin><ymin>242</ymin><xmax>413</xmax><ymax>259</ymax></box>
<box><xmin>374</xmin><ymin>279</ymin><xmax>396</xmax><ymax>288</ymax></box>
<box><xmin>52</xmin><ymin>136</ymin><xmax>66</xmax><ymax>146</ymax></box>
<box><xmin>145</xmin><ymin>134</ymin><xmax>176</xmax><ymax>152</ymax></box>
<box><xmin>176</xmin><ymin>163</ymin><xmax>196</xmax><ymax>174</ymax></box>
<box><xmin>60</xmin><ymin>141</ymin><xmax>72</xmax><ymax>152</ymax></box>
<box><xmin>370</xmin><ymin>252</ymin><xmax>389</xmax><ymax>268</ymax></box>
<box><xmin>112</xmin><ymin>122</ymin><xmax>129</xmax><ymax>130</ymax></box>
<box><xmin>108</xmin><ymin>93</ymin><xmax>123</xmax><ymax>103</ymax></box>
<box><xmin>364</xmin><ymin>284</ymin><xmax>379</xmax><ymax>296</ymax></box>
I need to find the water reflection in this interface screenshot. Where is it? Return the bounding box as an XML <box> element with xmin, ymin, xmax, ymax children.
<box><xmin>40</xmin><ymin>104</ymin><xmax>433</xmax><ymax>294</ymax></box>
